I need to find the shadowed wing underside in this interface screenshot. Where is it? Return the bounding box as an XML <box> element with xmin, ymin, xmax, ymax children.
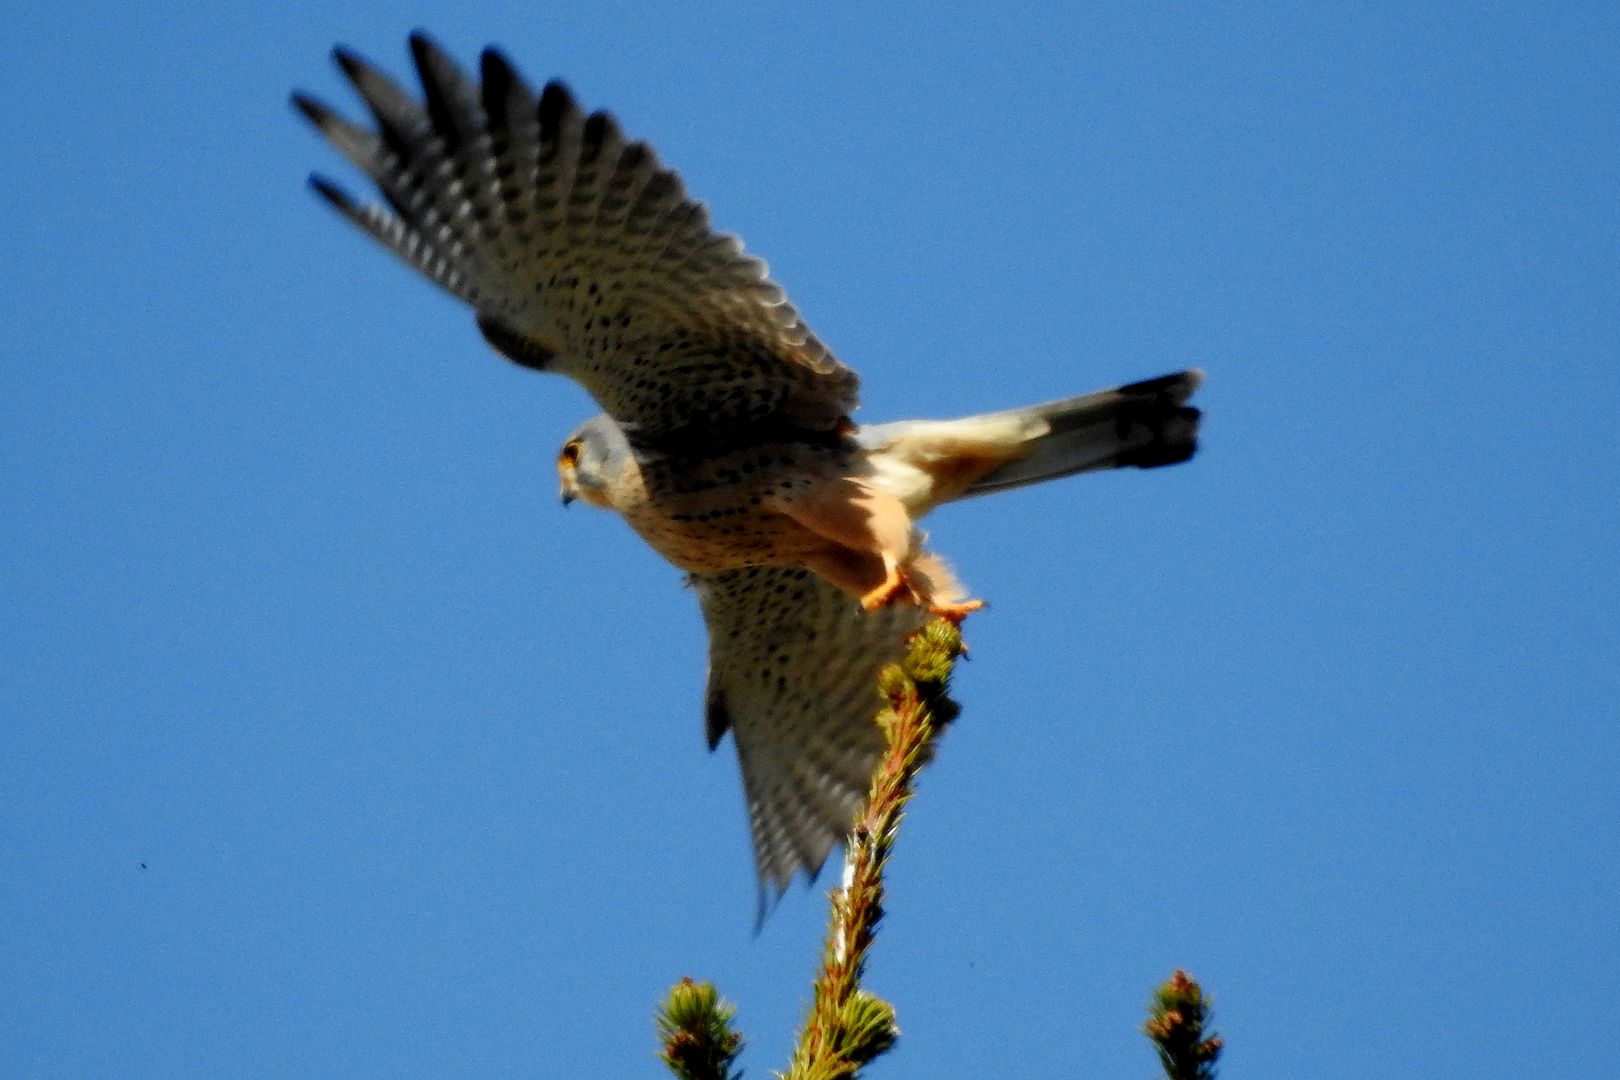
<box><xmin>692</xmin><ymin>566</ymin><xmax>927</xmax><ymax>910</ymax></box>
<box><xmin>294</xmin><ymin>32</ymin><xmax>859</xmax><ymax>451</ymax></box>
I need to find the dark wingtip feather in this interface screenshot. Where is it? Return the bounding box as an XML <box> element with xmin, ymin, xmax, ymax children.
<box><xmin>480</xmin><ymin>47</ymin><xmax>532</xmax><ymax>123</ymax></box>
<box><xmin>406</xmin><ymin>29</ymin><xmax>448</xmax><ymax>82</ymax></box>
<box><xmin>480</xmin><ymin>46</ymin><xmax>519</xmax><ymax>90</ymax></box>
<box><xmin>307</xmin><ymin>173</ymin><xmax>358</xmax><ymax>212</ymax></box>
<box><xmin>290</xmin><ymin>91</ymin><xmax>332</xmax><ymax>129</ymax></box>
<box><xmin>408</xmin><ymin>29</ymin><xmax>482</xmax><ymax>148</ymax></box>
<box><xmin>537</xmin><ymin>79</ymin><xmax>578</xmax><ymax>136</ymax></box>
<box><xmin>580</xmin><ymin>111</ymin><xmax>622</xmax><ymax>161</ymax></box>
<box><xmin>480</xmin><ymin>49</ymin><xmax>512</xmax><ymax>100</ymax></box>
<box><xmin>331</xmin><ymin>44</ymin><xmax>364</xmax><ymax>80</ymax></box>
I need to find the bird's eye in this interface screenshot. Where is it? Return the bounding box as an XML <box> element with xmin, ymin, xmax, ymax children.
<box><xmin>559</xmin><ymin>441</ymin><xmax>581</xmax><ymax>467</ymax></box>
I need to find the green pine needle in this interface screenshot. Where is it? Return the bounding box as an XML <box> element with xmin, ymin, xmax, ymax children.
<box><xmin>658</xmin><ymin>978</ymin><xmax>744</xmax><ymax>1080</ymax></box>
<box><xmin>1143</xmin><ymin>970</ymin><xmax>1223</xmax><ymax>1080</ymax></box>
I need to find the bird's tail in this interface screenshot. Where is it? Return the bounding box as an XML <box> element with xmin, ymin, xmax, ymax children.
<box><xmin>953</xmin><ymin>370</ymin><xmax>1203</xmax><ymax>499</ymax></box>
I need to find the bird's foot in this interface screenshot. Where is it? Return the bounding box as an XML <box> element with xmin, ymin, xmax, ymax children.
<box><xmin>859</xmin><ymin>567</ymin><xmax>911</xmax><ymax>612</ymax></box>
<box><xmin>927</xmin><ymin>598</ymin><xmax>986</xmax><ymax>625</ymax></box>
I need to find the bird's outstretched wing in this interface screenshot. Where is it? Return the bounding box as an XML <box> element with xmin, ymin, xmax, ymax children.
<box><xmin>690</xmin><ymin>566</ymin><xmax>927</xmax><ymax>913</ymax></box>
<box><xmin>294</xmin><ymin>32</ymin><xmax>859</xmax><ymax>452</ymax></box>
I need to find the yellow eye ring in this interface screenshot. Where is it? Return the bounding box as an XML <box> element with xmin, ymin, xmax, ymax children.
<box><xmin>559</xmin><ymin>441</ymin><xmax>581</xmax><ymax>467</ymax></box>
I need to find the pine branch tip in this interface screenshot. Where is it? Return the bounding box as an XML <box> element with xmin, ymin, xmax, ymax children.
<box><xmin>658</xmin><ymin>978</ymin><xmax>744</xmax><ymax>1080</ymax></box>
<box><xmin>837</xmin><ymin>990</ymin><xmax>899</xmax><ymax>1064</ymax></box>
<box><xmin>902</xmin><ymin>619</ymin><xmax>964</xmax><ymax>687</ymax></box>
<box><xmin>1144</xmin><ymin>969</ymin><xmax>1222</xmax><ymax>1080</ymax></box>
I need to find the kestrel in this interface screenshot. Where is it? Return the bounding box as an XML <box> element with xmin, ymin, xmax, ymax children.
<box><xmin>294</xmin><ymin>33</ymin><xmax>1202</xmax><ymax>907</ymax></box>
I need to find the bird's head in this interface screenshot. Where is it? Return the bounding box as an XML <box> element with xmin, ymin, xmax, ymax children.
<box><xmin>557</xmin><ymin>414</ymin><xmax>631</xmax><ymax>510</ymax></box>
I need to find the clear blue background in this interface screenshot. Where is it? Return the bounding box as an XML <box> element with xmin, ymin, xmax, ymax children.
<box><xmin>4</xmin><ymin>3</ymin><xmax>1616</xmax><ymax>1077</ymax></box>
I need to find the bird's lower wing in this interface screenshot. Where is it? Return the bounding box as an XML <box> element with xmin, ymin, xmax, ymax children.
<box><xmin>690</xmin><ymin>566</ymin><xmax>927</xmax><ymax>915</ymax></box>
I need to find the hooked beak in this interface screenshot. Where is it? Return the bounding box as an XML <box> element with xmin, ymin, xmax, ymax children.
<box><xmin>559</xmin><ymin>463</ymin><xmax>578</xmax><ymax>507</ymax></box>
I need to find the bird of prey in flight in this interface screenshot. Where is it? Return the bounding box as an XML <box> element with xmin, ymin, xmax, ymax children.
<box><xmin>294</xmin><ymin>32</ymin><xmax>1201</xmax><ymax>909</ymax></box>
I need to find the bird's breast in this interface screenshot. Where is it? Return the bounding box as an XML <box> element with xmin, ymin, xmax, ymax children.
<box><xmin>614</xmin><ymin>440</ymin><xmax>856</xmax><ymax>573</ymax></box>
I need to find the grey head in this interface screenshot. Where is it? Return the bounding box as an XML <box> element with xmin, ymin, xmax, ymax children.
<box><xmin>557</xmin><ymin>414</ymin><xmax>634</xmax><ymax>510</ymax></box>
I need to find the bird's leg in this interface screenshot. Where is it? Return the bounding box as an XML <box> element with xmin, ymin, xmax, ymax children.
<box><xmin>809</xmin><ymin>546</ymin><xmax>985</xmax><ymax>620</ymax></box>
<box><xmin>799</xmin><ymin>546</ymin><xmax>890</xmax><ymax>606</ymax></box>
<box><xmin>775</xmin><ymin>478</ymin><xmax>915</xmax><ymax>598</ymax></box>
<box><xmin>858</xmin><ymin>557</ymin><xmax>915</xmax><ymax>612</ymax></box>
<box><xmin>864</xmin><ymin>577</ymin><xmax>983</xmax><ymax>621</ymax></box>
<box><xmin>778</xmin><ymin>479</ymin><xmax>985</xmax><ymax>619</ymax></box>
<box><xmin>901</xmin><ymin>551</ymin><xmax>985</xmax><ymax>622</ymax></box>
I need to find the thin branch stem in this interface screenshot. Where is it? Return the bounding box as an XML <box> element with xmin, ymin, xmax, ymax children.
<box><xmin>785</xmin><ymin>620</ymin><xmax>964</xmax><ymax>1080</ymax></box>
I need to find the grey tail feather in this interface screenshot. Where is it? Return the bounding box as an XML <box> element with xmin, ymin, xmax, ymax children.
<box><xmin>959</xmin><ymin>369</ymin><xmax>1203</xmax><ymax>499</ymax></box>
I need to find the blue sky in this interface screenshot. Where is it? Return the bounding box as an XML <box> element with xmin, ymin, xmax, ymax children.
<box><xmin>4</xmin><ymin>3</ymin><xmax>1616</xmax><ymax>1077</ymax></box>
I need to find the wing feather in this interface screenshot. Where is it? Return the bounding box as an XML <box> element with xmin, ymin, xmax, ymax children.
<box><xmin>690</xmin><ymin>566</ymin><xmax>928</xmax><ymax>915</ymax></box>
<box><xmin>295</xmin><ymin>32</ymin><xmax>859</xmax><ymax>451</ymax></box>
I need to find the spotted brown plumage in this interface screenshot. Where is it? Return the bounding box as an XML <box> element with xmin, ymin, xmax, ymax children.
<box><xmin>692</xmin><ymin>565</ymin><xmax>928</xmax><ymax>911</ymax></box>
<box><xmin>295</xmin><ymin>32</ymin><xmax>1203</xmax><ymax>911</ymax></box>
<box><xmin>294</xmin><ymin>35</ymin><xmax>855</xmax><ymax>454</ymax></box>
